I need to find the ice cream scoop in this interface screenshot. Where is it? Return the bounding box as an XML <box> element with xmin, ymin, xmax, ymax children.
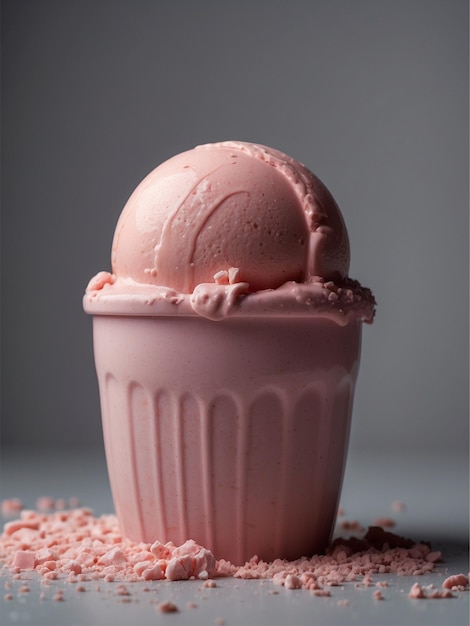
<box><xmin>111</xmin><ymin>141</ymin><xmax>350</xmax><ymax>294</ymax></box>
<box><xmin>84</xmin><ymin>141</ymin><xmax>375</xmax><ymax>564</ymax></box>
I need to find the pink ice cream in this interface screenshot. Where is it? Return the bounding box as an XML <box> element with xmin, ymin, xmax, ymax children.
<box><xmin>85</xmin><ymin>141</ymin><xmax>374</xmax><ymax>322</ymax></box>
<box><xmin>112</xmin><ymin>141</ymin><xmax>349</xmax><ymax>293</ymax></box>
<box><xmin>84</xmin><ymin>141</ymin><xmax>375</xmax><ymax>565</ymax></box>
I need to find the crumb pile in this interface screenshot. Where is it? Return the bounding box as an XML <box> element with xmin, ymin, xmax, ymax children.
<box><xmin>0</xmin><ymin>508</ymin><xmax>216</xmax><ymax>583</ymax></box>
<box><xmin>1</xmin><ymin>501</ymin><xmax>468</xmax><ymax>596</ymax></box>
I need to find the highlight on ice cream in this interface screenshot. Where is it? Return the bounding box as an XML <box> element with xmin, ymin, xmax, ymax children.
<box><xmin>83</xmin><ymin>141</ymin><xmax>376</xmax><ymax>564</ymax></box>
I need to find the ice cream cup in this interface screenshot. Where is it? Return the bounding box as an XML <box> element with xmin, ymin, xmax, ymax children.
<box><xmin>84</xmin><ymin>140</ymin><xmax>375</xmax><ymax>565</ymax></box>
<box><xmin>87</xmin><ymin>307</ymin><xmax>361</xmax><ymax>565</ymax></box>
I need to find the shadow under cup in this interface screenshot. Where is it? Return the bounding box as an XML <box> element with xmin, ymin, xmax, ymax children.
<box><xmin>91</xmin><ymin>314</ymin><xmax>362</xmax><ymax>565</ymax></box>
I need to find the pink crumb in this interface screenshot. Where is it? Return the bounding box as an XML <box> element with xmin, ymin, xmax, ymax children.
<box><xmin>1</xmin><ymin>498</ymin><xmax>23</xmax><ymax>516</ymax></box>
<box><xmin>12</xmin><ymin>550</ymin><xmax>35</xmax><ymax>570</ymax></box>
<box><xmin>408</xmin><ymin>582</ymin><xmax>456</xmax><ymax>599</ymax></box>
<box><xmin>373</xmin><ymin>589</ymin><xmax>384</xmax><ymax>600</ymax></box>
<box><xmin>339</xmin><ymin>519</ymin><xmax>363</xmax><ymax>531</ymax></box>
<box><xmin>392</xmin><ymin>500</ymin><xmax>406</xmax><ymax>512</ymax></box>
<box><xmin>373</xmin><ymin>517</ymin><xmax>396</xmax><ymax>528</ymax></box>
<box><xmin>158</xmin><ymin>600</ymin><xmax>178</xmax><ymax>613</ymax></box>
<box><xmin>442</xmin><ymin>574</ymin><xmax>469</xmax><ymax>590</ymax></box>
<box><xmin>285</xmin><ymin>574</ymin><xmax>303</xmax><ymax>590</ymax></box>
<box><xmin>429</xmin><ymin>589</ymin><xmax>455</xmax><ymax>599</ymax></box>
<box><xmin>36</xmin><ymin>497</ymin><xmax>56</xmax><ymax>511</ymax></box>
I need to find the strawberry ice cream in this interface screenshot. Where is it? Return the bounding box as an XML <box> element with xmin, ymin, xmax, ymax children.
<box><xmin>83</xmin><ymin>141</ymin><xmax>375</xmax><ymax>564</ymax></box>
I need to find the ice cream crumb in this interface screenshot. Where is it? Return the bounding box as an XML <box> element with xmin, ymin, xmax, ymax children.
<box><xmin>203</xmin><ymin>579</ymin><xmax>217</xmax><ymax>588</ymax></box>
<box><xmin>12</xmin><ymin>550</ymin><xmax>35</xmax><ymax>570</ymax></box>
<box><xmin>373</xmin><ymin>517</ymin><xmax>396</xmax><ymax>528</ymax></box>
<box><xmin>339</xmin><ymin>519</ymin><xmax>363</xmax><ymax>532</ymax></box>
<box><xmin>373</xmin><ymin>589</ymin><xmax>384</xmax><ymax>600</ymax></box>
<box><xmin>214</xmin><ymin>270</ymin><xmax>229</xmax><ymax>285</ymax></box>
<box><xmin>115</xmin><ymin>584</ymin><xmax>131</xmax><ymax>596</ymax></box>
<box><xmin>214</xmin><ymin>618</ymin><xmax>225</xmax><ymax>625</ymax></box>
<box><xmin>158</xmin><ymin>600</ymin><xmax>178</xmax><ymax>613</ymax></box>
<box><xmin>442</xmin><ymin>574</ymin><xmax>469</xmax><ymax>590</ymax></box>
<box><xmin>284</xmin><ymin>574</ymin><xmax>302</xmax><ymax>590</ymax></box>
<box><xmin>408</xmin><ymin>582</ymin><xmax>456</xmax><ymax>599</ymax></box>
<box><xmin>36</xmin><ymin>497</ymin><xmax>56</xmax><ymax>511</ymax></box>
<box><xmin>392</xmin><ymin>501</ymin><xmax>406</xmax><ymax>512</ymax></box>
<box><xmin>228</xmin><ymin>267</ymin><xmax>240</xmax><ymax>284</ymax></box>
<box><xmin>1</xmin><ymin>498</ymin><xmax>23</xmax><ymax>516</ymax></box>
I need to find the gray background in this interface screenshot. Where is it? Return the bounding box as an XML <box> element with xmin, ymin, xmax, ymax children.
<box><xmin>1</xmin><ymin>0</ymin><xmax>468</xmax><ymax>456</ymax></box>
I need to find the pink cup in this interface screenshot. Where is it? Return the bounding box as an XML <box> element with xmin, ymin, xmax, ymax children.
<box><xmin>88</xmin><ymin>311</ymin><xmax>362</xmax><ymax>565</ymax></box>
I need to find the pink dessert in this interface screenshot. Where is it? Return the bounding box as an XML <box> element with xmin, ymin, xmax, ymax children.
<box><xmin>83</xmin><ymin>141</ymin><xmax>376</xmax><ymax>565</ymax></box>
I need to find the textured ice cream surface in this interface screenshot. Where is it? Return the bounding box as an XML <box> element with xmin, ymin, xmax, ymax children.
<box><xmin>84</xmin><ymin>141</ymin><xmax>375</xmax><ymax>323</ymax></box>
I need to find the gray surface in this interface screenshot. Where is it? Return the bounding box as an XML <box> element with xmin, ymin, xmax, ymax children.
<box><xmin>1</xmin><ymin>447</ymin><xmax>468</xmax><ymax>626</ymax></box>
<box><xmin>1</xmin><ymin>0</ymin><xmax>469</xmax><ymax>456</ymax></box>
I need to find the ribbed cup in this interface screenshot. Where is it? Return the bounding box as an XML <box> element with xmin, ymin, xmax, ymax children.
<box><xmin>92</xmin><ymin>315</ymin><xmax>362</xmax><ymax>565</ymax></box>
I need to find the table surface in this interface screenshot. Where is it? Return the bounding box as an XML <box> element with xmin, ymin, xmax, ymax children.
<box><xmin>1</xmin><ymin>446</ymin><xmax>468</xmax><ymax>626</ymax></box>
